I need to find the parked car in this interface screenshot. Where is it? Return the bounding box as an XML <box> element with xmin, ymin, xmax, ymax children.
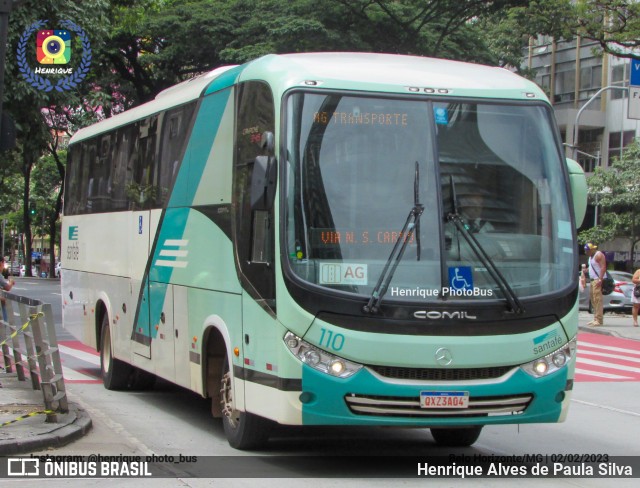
<box><xmin>579</xmin><ymin>270</ymin><xmax>634</xmax><ymax>313</ymax></box>
<box><xmin>9</xmin><ymin>262</ymin><xmax>20</xmax><ymax>276</ymax></box>
<box><xmin>19</xmin><ymin>265</ymin><xmax>37</xmax><ymax>277</ymax></box>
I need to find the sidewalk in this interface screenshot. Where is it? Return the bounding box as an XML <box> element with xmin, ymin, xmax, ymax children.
<box><xmin>577</xmin><ymin>309</ymin><xmax>640</xmax><ymax>340</ymax></box>
<box><xmin>0</xmin><ymin>373</ymin><xmax>91</xmax><ymax>455</ymax></box>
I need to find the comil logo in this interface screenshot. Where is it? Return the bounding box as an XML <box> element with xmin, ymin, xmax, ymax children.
<box><xmin>36</xmin><ymin>29</ymin><xmax>71</xmax><ymax>64</ymax></box>
<box><xmin>17</xmin><ymin>19</ymin><xmax>91</xmax><ymax>92</ymax></box>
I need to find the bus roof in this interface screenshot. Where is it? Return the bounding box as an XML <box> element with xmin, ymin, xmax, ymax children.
<box><xmin>70</xmin><ymin>53</ymin><xmax>546</xmax><ymax>144</ymax></box>
<box><xmin>235</xmin><ymin>52</ymin><xmax>546</xmax><ymax>100</ymax></box>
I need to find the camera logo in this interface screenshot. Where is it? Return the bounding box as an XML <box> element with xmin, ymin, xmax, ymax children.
<box><xmin>36</xmin><ymin>29</ymin><xmax>71</xmax><ymax>64</ymax></box>
<box><xmin>18</xmin><ymin>19</ymin><xmax>91</xmax><ymax>92</ymax></box>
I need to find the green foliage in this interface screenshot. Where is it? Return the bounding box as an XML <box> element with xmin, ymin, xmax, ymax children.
<box><xmin>477</xmin><ymin>0</ymin><xmax>575</xmax><ymax>71</ymax></box>
<box><xmin>2</xmin><ymin>0</ymin><xmax>111</xmax><ymax>264</ymax></box>
<box><xmin>575</xmin><ymin>0</ymin><xmax>640</xmax><ymax>60</ymax></box>
<box><xmin>0</xmin><ymin>150</ymin><xmax>22</xmax><ymax>215</ymax></box>
<box><xmin>578</xmin><ymin>139</ymin><xmax>640</xmax><ymax>261</ymax></box>
<box><xmin>110</xmin><ymin>0</ymin><xmax>537</xmax><ymax>100</ymax></box>
<box><xmin>480</xmin><ymin>1</ymin><xmax>640</xmax><ymax>72</ymax></box>
<box><xmin>30</xmin><ymin>151</ymin><xmax>64</xmax><ymax>237</ymax></box>
<box><xmin>32</xmin><ymin>152</ymin><xmax>64</xmax><ymax>211</ymax></box>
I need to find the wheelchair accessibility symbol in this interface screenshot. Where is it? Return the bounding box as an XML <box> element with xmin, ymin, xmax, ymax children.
<box><xmin>448</xmin><ymin>266</ymin><xmax>473</xmax><ymax>291</ymax></box>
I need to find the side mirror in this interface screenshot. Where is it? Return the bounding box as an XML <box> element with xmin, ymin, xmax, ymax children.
<box><xmin>250</xmin><ymin>155</ymin><xmax>277</xmax><ymax>210</ymax></box>
<box><xmin>566</xmin><ymin>158</ymin><xmax>587</xmax><ymax>227</ymax></box>
<box><xmin>261</xmin><ymin>131</ymin><xmax>274</xmax><ymax>152</ymax></box>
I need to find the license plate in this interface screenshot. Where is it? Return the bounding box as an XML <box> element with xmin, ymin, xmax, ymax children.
<box><xmin>420</xmin><ymin>391</ymin><xmax>469</xmax><ymax>409</ymax></box>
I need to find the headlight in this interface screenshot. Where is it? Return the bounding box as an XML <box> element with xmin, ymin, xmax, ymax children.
<box><xmin>521</xmin><ymin>337</ymin><xmax>577</xmax><ymax>378</ymax></box>
<box><xmin>284</xmin><ymin>331</ymin><xmax>362</xmax><ymax>378</ymax></box>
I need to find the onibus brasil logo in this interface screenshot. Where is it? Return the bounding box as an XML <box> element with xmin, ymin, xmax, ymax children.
<box><xmin>17</xmin><ymin>19</ymin><xmax>91</xmax><ymax>92</ymax></box>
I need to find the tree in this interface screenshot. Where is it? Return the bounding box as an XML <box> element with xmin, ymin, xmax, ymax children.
<box><xmin>575</xmin><ymin>0</ymin><xmax>640</xmax><ymax>61</ymax></box>
<box><xmin>479</xmin><ymin>1</ymin><xmax>640</xmax><ymax>73</ymax></box>
<box><xmin>31</xmin><ymin>150</ymin><xmax>64</xmax><ymax>277</ymax></box>
<box><xmin>579</xmin><ymin>139</ymin><xmax>640</xmax><ymax>269</ymax></box>
<box><xmin>0</xmin><ymin>150</ymin><xmax>23</xmax><ymax>262</ymax></box>
<box><xmin>113</xmin><ymin>0</ymin><xmax>536</xmax><ymax>102</ymax></box>
<box><xmin>477</xmin><ymin>0</ymin><xmax>575</xmax><ymax>71</ymax></box>
<box><xmin>330</xmin><ymin>0</ymin><xmax>530</xmax><ymax>60</ymax></box>
<box><xmin>2</xmin><ymin>0</ymin><xmax>111</xmax><ymax>273</ymax></box>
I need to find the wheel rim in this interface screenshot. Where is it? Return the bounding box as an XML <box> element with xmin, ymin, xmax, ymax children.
<box><xmin>220</xmin><ymin>370</ymin><xmax>241</xmax><ymax>428</ymax></box>
<box><xmin>102</xmin><ymin>327</ymin><xmax>111</xmax><ymax>374</ymax></box>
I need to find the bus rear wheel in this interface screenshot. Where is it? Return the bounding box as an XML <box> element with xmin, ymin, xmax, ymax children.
<box><xmin>100</xmin><ymin>316</ymin><xmax>132</xmax><ymax>390</ymax></box>
<box><xmin>430</xmin><ymin>426</ymin><xmax>483</xmax><ymax>447</ymax></box>
<box><xmin>220</xmin><ymin>354</ymin><xmax>272</xmax><ymax>450</ymax></box>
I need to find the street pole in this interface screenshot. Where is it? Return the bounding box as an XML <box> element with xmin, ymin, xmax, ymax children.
<box><xmin>572</xmin><ymin>85</ymin><xmax>630</xmax><ymax>163</ymax></box>
<box><xmin>1</xmin><ymin>218</ymin><xmax>5</xmax><ymax>259</ymax></box>
<box><xmin>0</xmin><ymin>0</ymin><xmax>12</xmax><ymax>127</ymax></box>
<box><xmin>0</xmin><ymin>1</ymin><xmax>23</xmax><ymax>151</ymax></box>
<box><xmin>41</xmin><ymin>211</ymin><xmax>44</xmax><ymax>277</ymax></box>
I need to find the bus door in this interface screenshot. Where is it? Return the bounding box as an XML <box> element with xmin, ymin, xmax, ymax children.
<box><xmin>149</xmin><ymin>280</ymin><xmax>175</xmax><ymax>382</ymax></box>
<box><xmin>131</xmin><ymin>210</ymin><xmax>151</xmax><ymax>359</ymax></box>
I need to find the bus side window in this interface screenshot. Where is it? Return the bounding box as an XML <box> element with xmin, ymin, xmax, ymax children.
<box><xmin>65</xmin><ymin>144</ymin><xmax>84</xmax><ymax>215</ymax></box>
<box><xmin>84</xmin><ymin>141</ymin><xmax>97</xmax><ymax>213</ymax></box>
<box><xmin>129</xmin><ymin>115</ymin><xmax>158</xmax><ymax>210</ymax></box>
<box><xmin>110</xmin><ymin>126</ymin><xmax>132</xmax><ymax>211</ymax></box>
<box><xmin>156</xmin><ymin>103</ymin><xmax>196</xmax><ymax>207</ymax></box>
<box><xmin>93</xmin><ymin>135</ymin><xmax>111</xmax><ymax>212</ymax></box>
<box><xmin>234</xmin><ymin>81</ymin><xmax>276</xmax><ymax>306</ymax></box>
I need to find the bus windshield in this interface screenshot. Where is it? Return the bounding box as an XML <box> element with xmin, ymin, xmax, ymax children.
<box><xmin>284</xmin><ymin>91</ymin><xmax>575</xmax><ymax>304</ymax></box>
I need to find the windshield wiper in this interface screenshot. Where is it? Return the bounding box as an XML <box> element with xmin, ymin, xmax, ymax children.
<box><xmin>363</xmin><ymin>162</ymin><xmax>424</xmax><ymax>314</ymax></box>
<box><xmin>414</xmin><ymin>161</ymin><xmax>422</xmax><ymax>261</ymax></box>
<box><xmin>446</xmin><ymin>175</ymin><xmax>525</xmax><ymax>315</ymax></box>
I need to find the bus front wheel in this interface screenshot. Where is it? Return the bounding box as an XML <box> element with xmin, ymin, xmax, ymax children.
<box><xmin>430</xmin><ymin>426</ymin><xmax>483</xmax><ymax>447</ymax></box>
<box><xmin>220</xmin><ymin>354</ymin><xmax>272</xmax><ymax>450</ymax></box>
<box><xmin>100</xmin><ymin>316</ymin><xmax>132</xmax><ymax>390</ymax></box>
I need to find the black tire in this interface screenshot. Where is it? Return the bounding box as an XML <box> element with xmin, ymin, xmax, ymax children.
<box><xmin>220</xmin><ymin>354</ymin><xmax>272</xmax><ymax>450</ymax></box>
<box><xmin>430</xmin><ymin>426</ymin><xmax>483</xmax><ymax>447</ymax></box>
<box><xmin>100</xmin><ymin>315</ymin><xmax>133</xmax><ymax>390</ymax></box>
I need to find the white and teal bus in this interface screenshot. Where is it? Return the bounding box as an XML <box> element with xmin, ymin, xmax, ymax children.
<box><xmin>62</xmin><ymin>53</ymin><xmax>588</xmax><ymax>449</ymax></box>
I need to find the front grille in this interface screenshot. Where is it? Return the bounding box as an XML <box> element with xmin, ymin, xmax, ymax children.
<box><xmin>368</xmin><ymin>364</ymin><xmax>515</xmax><ymax>381</ymax></box>
<box><xmin>345</xmin><ymin>393</ymin><xmax>532</xmax><ymax>418</ymax></box>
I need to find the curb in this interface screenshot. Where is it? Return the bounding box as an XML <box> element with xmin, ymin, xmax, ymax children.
<box><xmin>0</xmin><ymin>405</ymin><xmax>92</xmax><ymax>456</ymax></box>
<box><xmin>577</xmin><ymin>325</ymin><xmax>615</xmax><ymax>337</ymax></box>
<box><xmin>577</xmin><ymin>324</ymin><xmax>640</xmax><ymax>340</ymax></box>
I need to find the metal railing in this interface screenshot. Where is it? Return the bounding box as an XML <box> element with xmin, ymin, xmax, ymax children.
<box><xmin>1</xmin><ymin>290</ymin><xmax>68</xmax><ymax>422</ymax></box>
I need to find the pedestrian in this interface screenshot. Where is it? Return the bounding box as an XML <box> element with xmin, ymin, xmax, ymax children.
<box><xmin>0</xmin><ymin>256</ymin><xmax>16</xmax><ymax>323</ymax></box>
<box><xmin>579</xmin><ymin>263</ymin><xmax>587</xmax><ymax>292</ymax></box>
<box><xmin>632</xmin><ymin>267</ymin><xmax>640</xmax><ymax>327</ymax></box>
<box><xmin>584</xmin><ymin>243</ymin><xmax>606</xmax><ymax>327</ymax></box>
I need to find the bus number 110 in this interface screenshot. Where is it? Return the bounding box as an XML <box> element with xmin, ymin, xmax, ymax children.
<box><xmin>319</xmin><ymin>328</ymin><xmax>345</xmax><ymax>351</ymax></box>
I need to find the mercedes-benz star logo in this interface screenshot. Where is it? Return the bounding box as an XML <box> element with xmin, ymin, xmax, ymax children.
<box><xmin>435</xmin><ymin>347</ymin><xmax>453</xmax><ymax>366</ymax></box>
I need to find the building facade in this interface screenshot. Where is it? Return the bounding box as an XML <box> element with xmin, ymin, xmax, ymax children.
<box><xmin>524</xmin><ymin>36</ymin><xmax>640</xmax><ymax>266</ymax></box>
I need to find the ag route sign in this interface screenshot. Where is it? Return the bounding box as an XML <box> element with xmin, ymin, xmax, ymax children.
<box><xmin>629</xmin><ymin>58</ymin><xmax>640</xmax><ymax>120</ymax></box>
